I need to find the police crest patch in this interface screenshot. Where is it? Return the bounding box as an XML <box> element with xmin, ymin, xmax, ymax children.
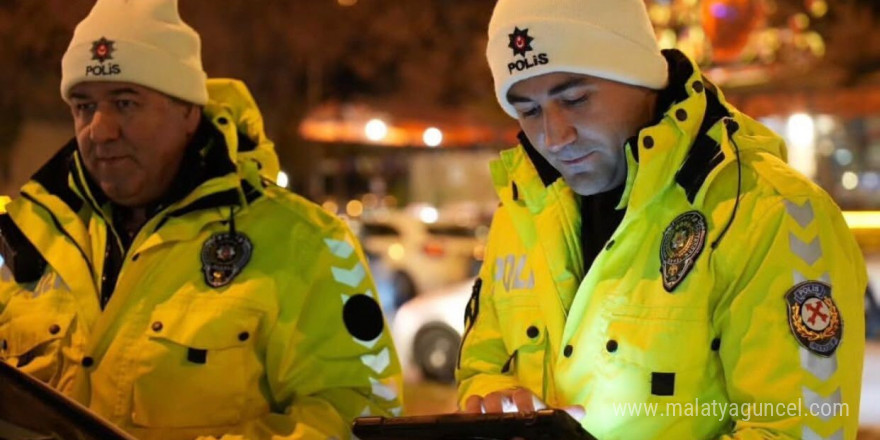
<box><xmin>91</xmin><ymin>37</ymin><xmax>115</xmax><ymax>62</ymax></box>
<box><xmin>785</xmin><ymin>281</ymin><xmax>842</xmax><ymax>357</ymax></box>
<box><xmin>660</xmin><ymin>211</ymin><xmax>707</xmax><ymax>292</ymax></box>
<box><xmin>201</xmin><ymin>232</ymin><xmax>253</xmax><ymax>288</ymax></box>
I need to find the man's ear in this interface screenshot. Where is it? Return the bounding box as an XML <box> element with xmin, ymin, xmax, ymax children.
<box><xmin>183</xmin><ymin>104</ymin><xmax>202</xmax><ymax>136</ymax></box>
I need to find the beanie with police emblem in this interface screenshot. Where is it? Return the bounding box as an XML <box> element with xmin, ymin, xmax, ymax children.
<box><xmin>60</xmin><ymin>0</ymin><xmax>208</xmax><ymax>105</ymax></box>
<box><xmin>486</xmin><ymin>0</ymin><xmax>669</xmax><ymax>118</ymax></box>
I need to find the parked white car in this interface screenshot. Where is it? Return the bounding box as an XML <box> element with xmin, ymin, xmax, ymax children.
<box><xmin>391</xmin><ymin>277</ymin><xmax>475</xmax><ymax>383</ymax></box>
<box><xmin>361</xmin><ymin>211</ymin><xmax>484</xmax><ymax>307</ymax></box>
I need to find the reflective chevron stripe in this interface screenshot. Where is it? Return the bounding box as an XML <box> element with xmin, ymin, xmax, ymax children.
<box><xmin>785</xmin><ymin>200</ymin><xmax>814</xmax><ymax>228</ymax></box>
<box><xmin>803</xmin><ymin>426</ymin><xmax>843</xmax><ymax>440</ymax></box>
<box><xmin>325</xmin><ymin>238</ymin><xmax>355</xmax><ymax>259</ymax></box>
<box><xmin>331</xmin><ymin>263</ymin><xmax>366</xmax><ymax>288</ymax></box>
<box><xmin>327</xmin><ymin>236</ymin><xmax>398</xmax><ymax>412</ymax></box>
<box><xmin>361</xmin><ymin>348</ymin><xmax>391</xmax><ymax>374</ymax></box>
<box><xmin>353</xmin><ymin>334</ymin><xmax>381</xmax><ymax>350</ymax></box>
<box><xmin>786</xmin><ymin>199</ymin><xmax>843</xmax><ymax>436</ymax></box>
<box><xmin>789</xmin><ymin>233</ymin><xmax>822</xmax><ymax>266</ymax></box>
<box><xmin>793</xmin><ymin>270</ymin><xmax>830</xmax><ymax>285</ymax></box>
<box><xmin>369</xmin><ymin>377</ymin><xmax>399</xmax><ymax>401</ymax></box>
<box><xmin>799</xmin><ymin>347</ymin><xmax>837</xmax><ymax>381</ymax></box>
<box><xmin>802</xmin><ymin>387</ymin><xmax>842</xmax><ymax>423</ymax></box>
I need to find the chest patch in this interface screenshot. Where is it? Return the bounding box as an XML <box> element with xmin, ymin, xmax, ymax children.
<box><xmin>201</xmin><ymin>232</ymin><xmax>253</xmax><ymax>288</ymax></box>
<box><xmin>785</xmin><ymin>281</ymin><xmax>842</xmax><ymax>357</ymax></box>
<box><xmin>660</xmin><ymin>210</ymin><xmax>707</xmax><ymax>292</ymax></box>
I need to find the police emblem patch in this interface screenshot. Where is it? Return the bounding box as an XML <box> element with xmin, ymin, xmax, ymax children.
<box><xmin>90</xmin><ymin>37</ymin><xmax>115</xmax><ymax>62</ymax></box>
<box><xmin>508</xmin><ymin>27</ymin><xmax>534</xmax><ymax>57</ymax></box>
<box><xmin>201</xmin><ymin>232</ymin><xmax>253</xmax><ymax>288</ymax></box>
<box><xmin>785</xmin><ymin>281</ymin><xmax>842</xmax><ymax>357</ymax></box>
<box><xmin>660</xmin><ymin>211</ymin><xmax>707</xmax><ymax>292</ymax></box>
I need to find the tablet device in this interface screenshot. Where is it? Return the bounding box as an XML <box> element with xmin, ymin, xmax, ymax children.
<box><xmin>352</xmin><ymin>408</ymin><xmax>596</xmax><ymax>440</ymax></box>
<box><xmin>0</xmin><ymin>361</ymin><xmax>136</xmax><ymax>440</ymax></box>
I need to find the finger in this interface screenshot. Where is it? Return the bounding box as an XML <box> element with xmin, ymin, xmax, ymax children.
<box><xmin>463</xmin><ymin>395</ymin><xmax>484</xmax><ymax>414</ymax></box>
<box><xmin>511</xmin><ymin>388</ymin><xmax>536</xmax><ymax>413</ymax></box>
<box><xmin>563</xmin><ymin>404</ymin><xmax>586</xmax><ymax>421</ymax></box>
<box><xmin>531</xmin><ymin>393</ymin><xmax>548</xmax><ymax>411</ymax></box>
<box><xmin>484</xmin><ymin>391</ymin><xmax>505</xmax><ymax>413</ymax></box>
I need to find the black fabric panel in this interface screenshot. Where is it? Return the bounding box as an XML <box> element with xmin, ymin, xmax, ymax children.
<box><xmin>580</xmin><ymin>184</ymin><xmax>626</xmax><ymax>273</ymax></box>
<box><xmin>674</xmin><ymin>87</ymin><xmax>730</xmax><ymax>203</ymax></box>
<box><xmin>518</xmin><ymin>131</ymin><xmax>561</xmax><ymax>187</ymax></box>
<box><xmin>31</xmin><ymin>141</ymin><xmax>83</xmax><ymax>214</ymax></box>
<box><xmin>651</xmin><ymin>372</ymin><xmax>676</xmax><ymax>396</ymax></box>
<box><xmin>0</xmin><ymin>214</ymin><xmax>47</xmax><ymax>284</ymax></box>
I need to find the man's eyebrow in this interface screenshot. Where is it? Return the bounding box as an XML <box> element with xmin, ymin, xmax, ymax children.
<box><xmin>547</xmin><ymin>77</ymin><xmax>590</xmax><ymax>96</ymax></box>
<box><xmin>506</xmin><ymin>92</ymin><xmax>532</xmax><ymax>104</ymax></box>
<box><xmin>109</xmin><ymin>87</ymin><xmax>140</xmax><ymax>96</ymax></box>
<box><xmin>69</xmin><ymin>87</ymin><xmax>140</xmax><ymax>100</ymax></box>
<box><xmin>506</xmin><ymin>77</ymin><xmax>592</xmax><ymax>104</ymax></box>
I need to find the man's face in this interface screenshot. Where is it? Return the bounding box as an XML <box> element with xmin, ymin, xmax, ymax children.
<box><xmin>507</xmin><ymin>72</ymin><xmax>658</xmax><ymax>196</ymax></box>
<box><xmin>69</xmin><ymin>82</ymin><xmax>200</xmax><ymax>207</ymax></box>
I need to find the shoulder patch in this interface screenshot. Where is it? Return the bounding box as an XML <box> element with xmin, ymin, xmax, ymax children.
<box><xmin>785</xmin><ymin>281</ymin><xmax>842</xmax><ymax>357</ymax></box>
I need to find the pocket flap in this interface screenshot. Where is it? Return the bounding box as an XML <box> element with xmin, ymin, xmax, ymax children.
<box><xmin>0</xmin><ymin>312</ymin><xmax>75</xmax><ymax>357</ymax></box>
<box><xmin>496</xmin><ymin>296</ymin><xmax>547</xmax><ymax>351</ymax></box>
<box><xmin>147</xmin><ymin>306</ymin><xmax>260</xmax><ymax>351</ymax></box>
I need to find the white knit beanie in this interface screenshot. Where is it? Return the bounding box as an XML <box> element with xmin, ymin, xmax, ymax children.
<box><xmin>487</xmin><ymin>0</ymin><xmax>668</xmax><ymax>118</ymax></box>
<box><xmin>60</xmin><ymin>0</ymin><xmax>208</xmax><ymax>105</ymax></box>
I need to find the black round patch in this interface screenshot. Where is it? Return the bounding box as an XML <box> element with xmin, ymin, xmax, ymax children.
<box><xmin>342</xmin><ymin>294</ymin><xmax>384</xmax><ymax>342</ymax></box>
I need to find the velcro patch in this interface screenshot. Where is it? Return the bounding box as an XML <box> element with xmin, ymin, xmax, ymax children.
<box><xmin>343</xmin><ymin>294</ymin><xmax>384</xmax><ymax>342</ymax></box>
<box><xmin>785</xmin><ymin>281</ymin><xmax>842</xmax><ymax>357</ymax></box>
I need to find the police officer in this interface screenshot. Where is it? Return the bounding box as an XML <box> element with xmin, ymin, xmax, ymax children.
<box><xmin>457</xmin><ymin>0</ymin><xmax>866</xmax><ymax>438</ymax></box>
<box><xmin>0</xmin><ymin>0</ymin><xmax>402</xmax><ymax>438</ymax></box>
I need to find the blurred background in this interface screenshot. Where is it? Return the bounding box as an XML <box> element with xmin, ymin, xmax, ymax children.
<box><xmin>1</xmin><ymin>0</ymin><xmax>879</xmax><ymax>436</ymax></box>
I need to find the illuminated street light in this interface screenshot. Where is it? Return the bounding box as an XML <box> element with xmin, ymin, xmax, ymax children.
<box><xmin>423</xmin><ymin>127</ymin><xmax>443</xmax><ymax>147</ymax></box>
<box><xmin>322</xmin><ymin>200</ymin><xmax>339</xmax><ymax>214</ymax></box>
<box><xmin>365</xmin><ymin>119</ymin><xmax>388</xmax><ymax>142</ymax></box>
<box><xmin>419</xmin><ymin>206</ymin><xmax>439</xmax><ymax>224</ymax></box>
<box><xmin>277</xmin><ymin>171</ymin><xmax>289</xmax><ymax>188</ymax></box>
<box><xmin>841</xmin><ymin>172</ymin><xmax>859</xmax><ymax>190</ymax></box>
<box><xmin>346</xmin><ymin>200</ymin><xmax>364</xmax><ymax>217</ymax></box>
<box><xmin>786</xmin><ymin>113</ymin><xmax>816</xmax><ymax>178</ymax></box>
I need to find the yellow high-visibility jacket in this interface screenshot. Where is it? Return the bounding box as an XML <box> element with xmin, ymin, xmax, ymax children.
<box><xmin>457</xmin><ymin>50</ymin><xmax>866</xmax><ymax>439</ymax></box>
<box><xmin>0</xmin><ymin>79</ymin><xmax>402</xmax><ymax>440</ymax></box>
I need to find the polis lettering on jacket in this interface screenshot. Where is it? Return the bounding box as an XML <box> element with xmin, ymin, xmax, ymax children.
<box><xmin>508</xmin><ymin>53</ymin><xmax>549</xmax><ymax>74</ymax></box>
<box><xmin>85</xmin><ymin>64</ymin><xmax>121</xmax><ymax>76</ymax></box>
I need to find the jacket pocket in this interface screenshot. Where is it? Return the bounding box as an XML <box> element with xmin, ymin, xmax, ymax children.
<box><xmin>495</xmin><ymin>295</ymin><xmax>547</xmax><ymax>397</ymax></box>
<box><xmin>131</xmin><ymin>304</ymin><xmax>262</xmax><ymax>428</ymax></box>
<box><xmin>601</xmin><ymin>304</ymin><xmax>719</xmax><ymax>403</ymax></box>
<box><xmin>0</xmin><ymin>310</ymin><xmax>75</xmax><ymax>383</ymax></box>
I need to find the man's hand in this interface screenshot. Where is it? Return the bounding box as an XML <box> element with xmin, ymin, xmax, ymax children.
<box><xmin>462</xmin><ymin>388</ymin><xmax>585</xmax><ymax>420</ymax></box>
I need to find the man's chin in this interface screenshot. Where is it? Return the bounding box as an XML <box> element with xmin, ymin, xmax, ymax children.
<box><xmin>100</xmin><ymin>183</ymin><xmax>144</xmax><ymax>207</ymax></box>
<box><xmin>565</xmin><ymin>175</ymin><xmax>610</xmax><ymax>197</ymax></box>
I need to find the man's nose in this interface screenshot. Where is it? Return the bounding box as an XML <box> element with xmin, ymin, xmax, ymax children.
<box><xmin>89</xmin><ymin>108</ymin><xmax>121</xmax><ymax>144</ymax></box>
<box><xmin>542</xmin><ymin>106</ymin><xmax>576</xmax><ymax>153</ymax></box>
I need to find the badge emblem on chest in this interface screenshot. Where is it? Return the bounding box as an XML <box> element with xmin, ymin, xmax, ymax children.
<box><xmin>660</xmin><ymin>210</ymin><xmax>707</xmax><ymax>292</ymax></box>
<box><xmin>201</xmin><ymin>232</ymin><xmax>253</xmax><ymax>288</ymax></box>
<box><xmin>785</xmin><ymin>281</ymin><xmax>842</xmax><ymax>357</ymax></box>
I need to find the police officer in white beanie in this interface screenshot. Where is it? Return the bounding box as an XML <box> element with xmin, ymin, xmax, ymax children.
<box><xmin>0</xmin><ymin>0</ymin><xmax>403</xmax><ymax>439</ymax></box>
<box><xmin>457</xmin><ymin>0</ymin><xmax>866</xmax><ymax>438</ymax></box>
